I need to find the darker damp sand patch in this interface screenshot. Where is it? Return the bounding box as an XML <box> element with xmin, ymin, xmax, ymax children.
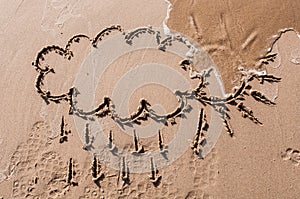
<box><xmin>167</xmin><ymin>0</ymin><xmax>300</xmax><ymax>91</ymax></box>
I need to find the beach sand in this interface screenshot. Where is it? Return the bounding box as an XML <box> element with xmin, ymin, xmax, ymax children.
<box><xmin>0</xmin><ymin>0</ymin><xmax>299</xmax><ymax>198</ymax></box>
<box><xmin>168</xmin><ymin>0</ymin><xmax>300</xmax><ymax>91</ymax></box>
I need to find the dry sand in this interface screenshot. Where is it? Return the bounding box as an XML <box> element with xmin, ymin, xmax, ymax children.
<box><xmin>0</xmin><ymin>0</ymin><xmax>299</xmax><ymax>199</ymax></box>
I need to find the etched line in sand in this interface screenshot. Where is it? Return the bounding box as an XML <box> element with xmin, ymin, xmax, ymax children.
<box><xmin>124</xmin><ymin>26</ymin><xmax>159</xmax><ymax>45</ymax></box>
<box><xmin>236</xmin><ymin>102</ymin><xmax>262</xmax><ymax>125</ymax></box>
<box><xmin>67</xmin><ymin>158</ymin><xmax>78</xmax><ymax>186</ymax></box>
<box><xmin>82</xmin><ymin>123</ymin><xmax>95</xmax><ymax>151</ymax></box>
<box><xmin>119</xmin><ymin>99</ymin><xmax>151</xmax><ymax>125</ymax></box>
<box><xmin>185</xmin><ymin>60</ymin><xmax>282</xmax><ymax>135</ymax></box>
<box><xmin>118</xmin><ymin>157</ymin><xmax>130</xmax><ymax>188</ymax></box>
<box><xmin>250</xmin><ymin>89</ymin><xmax>276</xmax><ymax>105</ymax></box>
<box><xmin>91</xmin><ymin>156</ymin><xmax>105</xmax><ymax>187</ymax></box>
<box><xmin>242</xmin><ymin>31</ymin><xmax>258</xmax><ymax>50</ymax></box>
<box><xmin>147</xmin><ymin>93</ymin><xmax>188</xmax><ymax>126</ymax></box>
<box><xmin>258</xmin><ymin>52</ymin><xmax>277</xmax><ymax>66</ymax></box>
<box><xmin>92</xmin><ymin>25</ymin><xmax>122</xmax><ymax>47</ymax></box>
<box><xmin>191</xmin><ymin>108</ymin><xmax>208</xmax><ymax>155</ymax></box>
<box><xmin>149</xmin><ymin>157</ymin><xmax>162</xmax><ymax>187</ymax></box>
<box><xmin>59</xmin><ymin>116</ymin><xmax>71</xmax><ymax>144</ymax></box>
<box><xmin>31</xmin><ymin>25</ymin><xmax>282</xmax><ymax>178</ymax></box>
<box><xmin>158</xmin><ymin>130</ymin><xmax>168</xmax><ymax>153</ymax></box>
<box><xmin>32</xmin><ymin>25</ymin><xmax>282</xmax><ymax>139</ymax></box>
<box><xmin>107</xmin><ymin>130</ymin><xmax>116</xmax><ymax>152</ymax></box>
<box><xmin>32</xmin><ymin>25</ymin><xmax>122</xmax><ymax>105</ymax></box>
<box><xmin>131</xmin><ymin>130</ymin><xmax>145</xmax><ymax>154</ymax></box>
<box><xmin>189</xmin><ymin>14</ymin><xmax>201</xmax><ymax>38</ymax></box>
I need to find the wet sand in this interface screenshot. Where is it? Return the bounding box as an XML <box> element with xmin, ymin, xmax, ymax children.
<box><xmin>0</xmin><ymin>1</ymin><xmax>299</xmax><ymax>198</ymax></box>
<box><xmin>168</xmin><ymin>0</ymin><xmax>300</xmax><ymax>91</ymax></box>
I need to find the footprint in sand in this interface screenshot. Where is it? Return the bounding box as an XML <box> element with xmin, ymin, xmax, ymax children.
<box><xmin>281</xmin><ymin>148</ymin><xmax>300</xmax><ymax>166</ymax></box>
<box><xmin>192</xmin><ymin>148</ymin><xmax>218</xmax><ymax>189</ymax></box>
<box><xmin>78</xmin><ymin>150</ymin><xmax>216</xmax><ymax>198</ymax></box>
<box><xmin>7</xmin><ymin>121</ymin><xmax>82</xmax><ymax>198</ymax></box>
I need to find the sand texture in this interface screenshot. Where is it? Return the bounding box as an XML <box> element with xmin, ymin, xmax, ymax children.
<box><xmin>0</xmin><ymin>1</ymin><xmax>299</xmax><ymax>199</ymax></box>
<box><xmin>168</xmin><ymin>0</ymin><xmax>300</xmax><ymax>91</ymax></box>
